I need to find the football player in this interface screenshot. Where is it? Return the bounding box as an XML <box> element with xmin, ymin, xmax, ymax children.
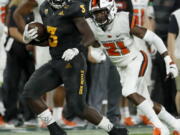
<box><xmin>87</xmin><ymin>0</ymin><xmax>180</xmax><ymax>134</ymax></box>
<box><xmin>13</xmin><ymin>0</ymin><xmax>67</xmax><ymax>127</ymax></box>
<box><xmin>18</xmin><ymin>0</ymin><xmax>128</xmax><ymax>135</ymax></box>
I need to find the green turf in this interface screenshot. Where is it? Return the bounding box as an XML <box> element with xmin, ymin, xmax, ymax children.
<box><xmin>0</xmin><ymin>126</ymin><xmax>153</xmax><ymax>135</ymax></box>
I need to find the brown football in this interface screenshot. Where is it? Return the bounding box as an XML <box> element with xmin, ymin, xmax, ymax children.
<box><xmin>28</xmin><ymin>22</ymin><xmax>49</xmax><ymax>41</ymax></box>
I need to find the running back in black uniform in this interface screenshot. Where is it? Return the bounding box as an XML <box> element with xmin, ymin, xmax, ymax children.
<box><xmin>23</xmin><ymin>0</ymin><xmax>88</xmax><ymax>113</ymax></box>
<box><xmin>21</xmin><ymin>0</ymin><xmax>128</xmax><ymax>135</ymax></box>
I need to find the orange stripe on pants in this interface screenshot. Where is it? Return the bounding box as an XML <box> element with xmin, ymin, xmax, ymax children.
<box><xmin>138</xmin><ymin>50</ymin><xmax>148</xmax><ymax>77</ymax></box>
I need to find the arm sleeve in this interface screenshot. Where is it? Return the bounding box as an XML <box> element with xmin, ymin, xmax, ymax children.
<box><xmin>168</xmin><ymin>15</ymin><xmax>179</xmax><ymax>35</ymax></box>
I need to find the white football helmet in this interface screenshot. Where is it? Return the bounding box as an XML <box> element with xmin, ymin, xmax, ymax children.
<box><xmin>89</xmin><ymin>0</ymin><xmax>117</xmax><ymax>26</ymax></box>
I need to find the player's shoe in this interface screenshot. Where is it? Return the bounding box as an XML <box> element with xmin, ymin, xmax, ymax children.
<box><xmin>108</xmin><ymin>127</ymin><xmax>128</xmax><ymax>135</ymax></box>
<box><xmin>139</xmin><ymin>115</ymin><xmax>153</xmax><ymax>125</ymax></box>
<box><xmin>121</xmin><ymin>116</ymin><xmax>137</xmax><ymax>126</ymax></box>
<box><xmin>48</xmin><ymin>122</ymin><xmax>67</xmax><ymax>135</ymax></box>
<box><xmin>61</xmin><ymin>117</ymin><xmax>86</xmax><ymax>129</ymax></box>
<box><xmin>173</xmin><ymin>119</ymin><xmax>180</xmax><ymax>135</ymax></box>
<box><xmin>153</xmin><ymin>123</ymin><xmax>170</xmax><ymax>135</ymax></box>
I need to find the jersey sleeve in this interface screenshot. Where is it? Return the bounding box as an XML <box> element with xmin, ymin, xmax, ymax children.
<box><xmin>168</xmin><ymin>15</ymin><xmax>179</xmax><ymax>35</ymax></box>
<box><xmin>70</xmin><ymin>2</ymin><xmax>86</xmax><ymax>18</ymax></box>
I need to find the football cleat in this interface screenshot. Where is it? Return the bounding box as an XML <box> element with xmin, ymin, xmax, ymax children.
<box><xmin>108</xmin><ymin>127</ymin><xmax>128</xmax><ymax>135</ymax></box>
<box><xmin>153</xmin><ymin>124</ymin><xmax>170</xmax><ymax>135</ymax></box>
<box><xmin>139</xmin><ymin>115</ymin><xmax>153</xmax><ymax>125</ymax></box>
<box><xmin>48</xmin><ymin>122</ymin><xmax>67</xmax><ymax>135</ymax></box>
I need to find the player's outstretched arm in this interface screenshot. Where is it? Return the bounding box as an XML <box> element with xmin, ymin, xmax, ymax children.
<box><xmin>130</xmin><ymin>26</ymin><xmax>178</xmax><ymax>78</ymax></box>
<box><xmin>13</xmin><ymin>0</ymin><xmax>38</xmax><ymax>33</ymax></box>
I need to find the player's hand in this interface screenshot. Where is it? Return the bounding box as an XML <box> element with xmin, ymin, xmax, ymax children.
<box><xmin>23</xmin><ymin>23</ymin><xmax>38</xmax><ymax>44</ymax></box>
<box><xmin>0</xmin><ymin>101</ymin><xmax>5</xmax><ymax>116</ymax></box>
<box><xmin>62</xmin><ymin>48</ymin><xmax>79</xmax><ymax>61</ymax></box>
<box><xmin>164</xmin><ymin>55</ymin><xmax>178</xmax><ymax>79</ymax></box>
<box><xmin>88</xmin><ymin>46</ymin><xmax>106</xmax><ymax>63</ymax></box>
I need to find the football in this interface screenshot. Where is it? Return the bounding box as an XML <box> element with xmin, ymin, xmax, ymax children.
<box><xmin>28</xmin><ymin>22</ymin><xmax>49</xmax><ymax>42</ymax></box>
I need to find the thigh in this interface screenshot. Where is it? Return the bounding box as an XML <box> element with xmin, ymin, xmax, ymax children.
<box><xmin>23</xmin><ymin>61</ymin><xmax>63</xmax><ymax>99</ymax></box>
<box><xmin>62</xmin><ymin>53</ymin><xmax>87</xmax><ymax>109</ymax></box>
<box><xmin>120</xmin><ymin>51</ymin><xmax>147</xmax><ymax>96</ymax></box>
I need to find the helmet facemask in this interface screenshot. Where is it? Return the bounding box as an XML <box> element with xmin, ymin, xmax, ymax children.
<box><xmin>47</xmin><ymin>0</ymin><xmax>68</xmax><ymax>9</ymax></box>
<box><xmin>89</xmin><ymin>0</ymin><xmax>117</xmax><ymax>27</ymax></box>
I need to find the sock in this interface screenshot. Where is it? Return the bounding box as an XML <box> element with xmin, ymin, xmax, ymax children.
<box><xmin>98</xmin><ymin>116</ymin><xmax>113</xmax><ymax>132</ymax></box>
<box><xmin>120</xmin><ymin>107</ymin><xmax>125</xmax><ymax>118</ymax></box>
<box><xmin>37</xmin><ymin>109</ymin><xmax>55</xmax><ymax>126</ymax></box>
<box><xmin>137</xmin><ymin>100</ymin><xmax>163</xmax><ymax>128</ymax></box>
<box><xmin>158</xmin><ymin>106</ymin><xmax>179</xmax><ymax>129</ymax></box>
<box><xmin>53</xmin><ymin>107</ymin><xmax>63</xmax><ymax>121</ymax></box>
<box><xmin>124</xmin><ymin>107</ymin><xmax>130</xmax><ymax>117</ymax></box>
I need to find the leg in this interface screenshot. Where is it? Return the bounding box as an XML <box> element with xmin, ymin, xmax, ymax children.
<box><xmin>107</xmin><ymin>59</ymin><xmax>122</xmax><ymax>126</ymax></box>
<box><xmin>121</xmin><ymin>51</ymin><xmax>169</xmax><ymax>134</ymax></box>
<box><xmin>62</xmin><ymin>53</ymin><xmax>128</xmax><ymax>135</ymax></box>
<box><xmin>22</xmin><ymin>61</ymin><xmax>66</xmax><ymax>135</ymax></box>
<box><xmin>3</xmin><ymin>53</ymin><xmax>21</xmax><ymax>121</ymax></box>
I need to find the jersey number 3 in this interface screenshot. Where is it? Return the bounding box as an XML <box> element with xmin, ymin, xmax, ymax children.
<box><xmin>47</xmin><ymin>26</ymin><xmax>58</xmax><ymax>47</ymax></box>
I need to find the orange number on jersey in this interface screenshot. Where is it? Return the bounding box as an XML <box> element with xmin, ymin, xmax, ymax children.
<box><xmin>133</xmin><ymin>9</ymin><xmax>145</xmax><ymax>26</ymax></box>
<box><xmin>103</xmin><ymin>42</ymin><xmax>129</xmax><ymax>56</ymax></box>
<box><xmin>47</xmin><ymin>26</ymin><xmax>58</xmax><ymax>47</ymax></box>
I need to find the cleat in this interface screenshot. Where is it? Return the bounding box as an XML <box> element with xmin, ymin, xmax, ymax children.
<box><xmin>173</xmin><ymin>130</ymin><xmax>180</xmax><ymax>135</ymax></box>
<box><xmin>48</xmin><ymin>123</ymin><xmax>67</xmax><ymax>135</ymax></box>
<box><xmin>139</xmin><ymin>115</ymin><xmax>153</xmax><ymax>125</ymax></box>
<box><xmin>153</xmin><ymin>128</ymin><xmax>161</xmax><ymax>135</ymax></box>
<box><xmin>153</xmin><ymin>124</ymin><xmax>170</xmax><ymax>135</ymax></box>
<box><xmin>61</xmin><ymin>117</ymin><xmax>86</xmax><ymax>129</ymax></box>
<box><xmin>108</xmin><ymin>127</ymin><xmax>128</xmax><ymax>135</ymax></box>
<box><xmin>122</xmin><ymin>117</ymin><xmax>136</xmax><ymax>126</ymax></box>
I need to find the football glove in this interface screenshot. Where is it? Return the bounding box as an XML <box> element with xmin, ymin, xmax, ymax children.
<box><xmin>88</xmin><ymin>46</ymin><xmax>106</xmax><ymax>63</ymax></box>
<box><xmin>23</xmin><ymin>23</ymin><xmax>38</xmax><ymax>44</ymax></box>
<box><xmin>0</xmin><ymin>101</ymin><xmax>5</xmax><ymax>116</ymax></box>
<box><xmin>62</xmin><ymin>48</ymin><xmax>79</xmax><ymax>61</ymax></box>
<box><xmin>164</xmin><ymin>55</ymin><xmax>178</xmax><ymax>78</ymax></box>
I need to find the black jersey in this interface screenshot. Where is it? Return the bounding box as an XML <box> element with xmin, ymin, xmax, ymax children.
<box><xmin>39</xmin><ymin>1</ymin><xmax>86</xmax><ymax>60</ymax></box>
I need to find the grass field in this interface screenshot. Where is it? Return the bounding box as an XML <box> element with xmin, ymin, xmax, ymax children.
<box><xmin>0</xmin><ymin>126</ymin><xmax>155</xmax><ymax>135</ymax></box>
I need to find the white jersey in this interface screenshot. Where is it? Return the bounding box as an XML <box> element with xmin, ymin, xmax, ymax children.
<box><xmin>87</xmin><ymin>12</ymin><xmax>138</xmax><ymax>67</ymax></box>
<box><xmin>131</xmin><ymin>0</ymin><xmax>149</xmax><ymax>26</ymax></box>
<box><xmin>0</xmin><ymin>0</ymin><xmax>9</xmax><ymax>23</ymax></box>
<box><xmin>33</xmin><ymin>0</ymin><xmax>51</xmax><ymax>69</ymax></box>
<box><xmin>172</xmin><ymin>9</ymin><xmax>180</xmax><ymax>59</ymax></box>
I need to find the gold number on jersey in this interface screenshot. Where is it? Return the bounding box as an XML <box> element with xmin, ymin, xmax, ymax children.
<box><xmin>47</xmin><ymin>26</ymin><xmax>58</xmax><ymax>47</ymax></box>
<box><xmin>80</xmin><ymin>5</ymin><xmax>86</xmax><ymax>13</ymax></box>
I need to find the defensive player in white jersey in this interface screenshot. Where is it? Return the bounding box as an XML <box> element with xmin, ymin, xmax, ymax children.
<box><xmin>13</xmin><ymin>0</ymin><xmax>66</xmax><ymax>127</ymax></box>
<box><xmin>87</xmin><ymin>0</ymin><xmax>180</xmax><ymax>134</ymax></box>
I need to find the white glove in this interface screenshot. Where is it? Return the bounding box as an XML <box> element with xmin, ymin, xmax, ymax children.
<box><xmin>62</xmin><ymin>48</ymin><xmax>79</xmax><ymax>61</ymax></box>
<box><xmin>23</xmin><ymin>23</ymin><xmax>38</xmax><ymax>44</ymax></box>
<box><xmin>0</xmin><ymin>101</ymin><xmax>5</xmax><ymax>116</ymax></box>
<box><xmin>88</xmin><ymin>46</ymin><xmax>106</xmax><ymax>63</ymax></box>
<box><xmin>164</xmin><ymin>55</ymin><xmax>178</xmax><ymax>78</ymax></box>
